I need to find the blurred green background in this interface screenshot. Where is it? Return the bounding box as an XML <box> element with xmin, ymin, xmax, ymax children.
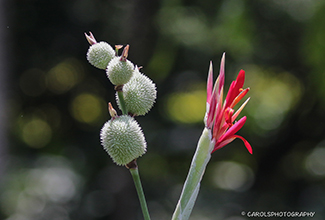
<box><xmin>1</xmin><ymin>0</ymin><xmax>325</xmax><ymax>219</ymax></box>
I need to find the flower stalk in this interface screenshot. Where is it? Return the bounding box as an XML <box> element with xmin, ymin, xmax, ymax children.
<box><xmin>115</xmin><ymin>85</ymin><xmax>128</xmax><ymax>115</ymax></box>
<box><xmin>172</xmin><ymin>128</ymin><xmax>214</xmax><ymax>220</ymax></box>
<box><xmin>127</xmin><ymin>160</ymin><xmax>151</xmax><ymax>220</ymax></box>
<box><xmin>172</xmin><ymin>53</ymin><xmax>252</xmax><ymax>220</ymax></box>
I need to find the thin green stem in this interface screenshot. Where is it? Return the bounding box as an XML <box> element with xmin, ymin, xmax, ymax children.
<box><xmin>172</xmin><ymin>127</ymin><xmax>215</xmax><ymax>220</ymax></box>
<box><xmin>129</xmin><ymin>166</ymin><xmax>151</xmax><ymax>220</ymax></box>
<box><xmin>117</xmin><ymin>90</ymin><xmax>128</xmax><ymax>115</ymax></box>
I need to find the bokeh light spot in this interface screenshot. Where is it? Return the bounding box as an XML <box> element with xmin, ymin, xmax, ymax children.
<box><xmin>305</xmin><ymin>144</ymin><xmax>325</xmax><ymax>177</ymax></box>
<box><xmin>271</xmin><ymin>0</ymin><xmax>317</xmax><ymax>21</ymax></box>
<box><xmin>157</xmin><ymin>7</ymin><xmax>209</xmax><ymax>47</ymax></box>
<box><xmin>70</xmin><ymin>93</ymin><xmax>105</xmax><ymax>125</ymax></box>
<box><xmin>0</xmin><ymin>156</ymin><xmax>83</xmax><ymax>218</ymax></box>
<box><xmin>22</xmin><ymin>118</ymin><xmax>52</xmax><ymax>148</ymax></box>
<box><xmin>165</xmin><ymin>89</ymin><xmax>206</xmax><ymax>124</ymax></box>
<box><xmin>244</xmin><ymin>65</ymin><xmax>302</xmax><ymax>132</ymax></box>
<box><xmin>47</xmin><ymin>58</ymin><xmax>84</xmax><ymax>94</ymax></box>
<box><xmin>211</xmin><ymin>161</ymin><xmax>254</xmax><ymax>191</ymax></box>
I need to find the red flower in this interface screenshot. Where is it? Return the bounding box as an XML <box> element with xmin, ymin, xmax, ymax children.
<box><xmin>205</xmin><ymin>53</ymin><xmax>252</xmax><ymax>154</ymax></box>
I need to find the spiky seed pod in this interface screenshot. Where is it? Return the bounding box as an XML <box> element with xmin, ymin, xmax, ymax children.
<box><xmin>117</xmin><ymin>68</ymin><xmax>157</xmax><ymax>116</ymax></box>
<box><xmin>106</xmin><ymin>57</ymin><xmax>134</xmax><ymax>86</ymax></box>
<box><xmin>100</xmin><ymin>115</ymin><xmax>147</xmax><ymax>166</ymax></box>
<box><xmin>87</xmin><ymin>42</ymin><xmax>115</xmax><ymax>69</ymax></box>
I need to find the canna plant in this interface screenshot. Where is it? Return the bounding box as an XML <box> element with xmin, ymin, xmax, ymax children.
<box><xmin>85</xmin><ymin>32</ymin><xmax>156</xmax><ymax>219</ymax></box>
<box><xmin>85</xmin><ymin>32</ymin><xmax>252</xmax><ymax>220</ymax></box>
<box><xmin>172</xmin><ymin>53</ymin><xmax>252</xmax><ymax>220</ymax></box>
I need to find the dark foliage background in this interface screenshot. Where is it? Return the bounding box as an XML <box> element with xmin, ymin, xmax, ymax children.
<box><xmin>1</xmin><ymin>0</ymin><xmax>325</xmax><ymax>219</ymax></box>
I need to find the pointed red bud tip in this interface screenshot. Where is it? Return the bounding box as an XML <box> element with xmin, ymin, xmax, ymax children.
<box><xmin>108</xmin><ymin>102</ymin><xmax>117</xmax><ymax>118</ymax></box>
<box><xmin>206</xmin><ymin>86</ymin><xmax>217</xmax><ymax>128</ymax></box>
<box><xmin>219</xmin><ymin>52</ymin><xmax>225</xmax><ymax>78</ymax></box>
<box><xmin>120</xmin><ymin>45</ymin><xmax>130</xmax><ymax>61</ymax></box>
<box><xmin>85</xmin><ymin>32</ymin><xmax>97</xmax><ymax>45</ymax></box>
<box><xmin>207</xmin><ymin>61</ymin><xmax>214</xmax><ymax>105</ymax></box>
<box><xmin>236</xmin><ymin>69</ymin><xmax>246</xmax><ymax>89</ymax></box>
<box><xmin>217</xmin><ymin>53</ymin><xmax>226</xmax><ymax>94</ymax></box>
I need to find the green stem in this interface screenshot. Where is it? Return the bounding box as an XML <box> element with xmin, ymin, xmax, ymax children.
<box><xmin>130</xmin><ymin>166</ymin><xmax>151</xmax><ymax>220</ymax></box>
<box><xmin>172</xmin><ymin>127</ymin><xmax>215</xmax><ymax>220</ymax></box>
<box><xmin>117</xmin><ymin>90</ymin><xmax>128</xmax><ymax>115</ymax></box>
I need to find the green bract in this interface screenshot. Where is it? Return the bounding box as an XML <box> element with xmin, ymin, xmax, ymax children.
<box><xmin>100</xmin><ymin>115</ymin><xmax>147</xmax><ymax>166</ymax></box>
<box><xmin>87</xmin><ymin>42</ymin><xmax>115</xmax><ymax>69</ymax></box>
<box><xmin>117</xmin><ymin>69</ymin><xmax>157</xmax><ymax>116</ymax></box>
<box><xmin>106</xmin><ymin>57</ymin><xmax>134</xmax><ymax>85</ymax></box>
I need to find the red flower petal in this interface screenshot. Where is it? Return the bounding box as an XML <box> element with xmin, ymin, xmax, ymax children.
<box><xmin>218</xmin><ymin>116</ymin><xmax>246</xmax><ymax>142</ymax></box>
<box><xmin>225</xmin><ymin>70</ymin><xmax>246</xmax><ymax>108</ymax></box>
<box><xmin>233</xmin><ymin>135</ymin><xmax>253</xmax><ymax>154</ymax></box>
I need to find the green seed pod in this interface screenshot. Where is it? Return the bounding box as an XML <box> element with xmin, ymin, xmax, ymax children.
<box><xmin>106</xmin><ymin>57</ymin><xmax>134</xmax><ymax>86</ymax></box>
<box><xmin>117</xmin><ymin>68</ymin><xmax>157</xmax><ymax>116</ymax></box>
<box><xmin>100</xmin><ymin>115</ymin><xmax>147</xmax><ymax>165</ymax></box>
<box><xmin>87</xmin><ymin>42</ymin><xmax>115</xmax><ymax>69</ymax></box>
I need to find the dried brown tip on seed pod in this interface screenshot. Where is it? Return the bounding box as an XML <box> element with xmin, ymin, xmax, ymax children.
<box><xmin>108</xmin><ymin>102</ymin><xmax>117</xmax><ymax>118</ymax></box>
<box><xmin>115</xmin><ymin>45</ymin><xmax>123</xmax><ymax>50</ymax></box>
<box><xmin>120</xmin><ymin>45</ymin><xmax>129</xmax><ymax>61</ymax></box>
<box><xmin>85</xmin><ymin>32</ymin><xmax>97</xmax><ymax>45</ymax></box>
